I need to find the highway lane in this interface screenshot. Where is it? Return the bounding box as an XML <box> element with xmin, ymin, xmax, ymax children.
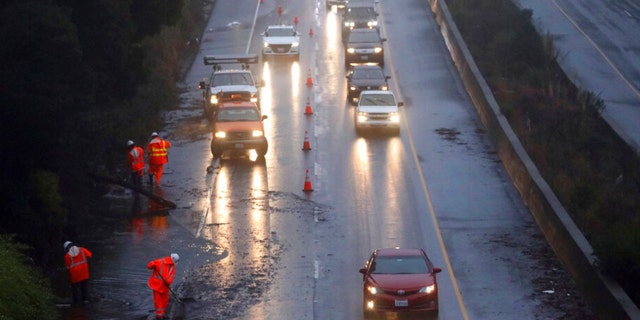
<box><xmin>171</xmin><ymin>0</ymin><xmax>593</xmax><ymax>318</ymax></box>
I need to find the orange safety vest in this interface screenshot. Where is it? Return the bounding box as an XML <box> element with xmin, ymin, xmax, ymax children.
<box><xmin>147</xmin><ymin>138</ymin><xmax>171</xmax><ymax>165</ymax></box>
<box><xmin>147</xmin><ymin>256</ymin><xmax>176</xmax><ymax>293</ymax></box>
<box><xmin>128</xmin><ymin>146</ymin><xmax>145</xmax><ymax>172</ymax></box>
<box><xmin>65</xmin><ymin>246</ymin><xmax>92</xmax><ymax>283</ymax></box>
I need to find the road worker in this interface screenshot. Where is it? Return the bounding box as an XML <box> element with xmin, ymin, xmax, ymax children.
<box><xmin>146</xmin><ymin>132</ymin><xmax>172</xmax><ymax>186</ymax></box>
<box><xmin>147</xmin><ymin>253</ymin><xmax>179</xmax><ymax>320</ymax></box>
<box><xmin>63</xmin><ymin>241</ymin><xmax>92</xmax><ymax>304</ymax></box>
<box><xmin>127</xmin><ymin>140</ymin><xmax>145</xmax><ymax>187</ymax></box>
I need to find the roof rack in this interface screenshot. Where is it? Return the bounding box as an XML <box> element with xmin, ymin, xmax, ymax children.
<box><xmin>203</xmin><ymin>54</ymin><xmax>259</xmax><ymax>71</ymax></box>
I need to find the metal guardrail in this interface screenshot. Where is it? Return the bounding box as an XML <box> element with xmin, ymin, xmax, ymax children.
<box><xmin>425</xmin><ymin>0</ymin><xmax>640</xmax><ymax>318</ymax></box>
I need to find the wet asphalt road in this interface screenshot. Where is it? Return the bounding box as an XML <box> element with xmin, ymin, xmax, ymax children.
<box><xmin>59</xmin><ymin>0</ymin><xmax>594</xmax><ymax>319</ymax></box>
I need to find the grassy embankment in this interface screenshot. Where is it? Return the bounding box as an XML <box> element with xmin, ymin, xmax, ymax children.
<box><xmin>444</xmin><ymin>0</ymin><xmax>640</xmax><ymax>305</ymax></box>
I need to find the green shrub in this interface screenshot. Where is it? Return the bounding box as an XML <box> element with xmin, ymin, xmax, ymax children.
<box><xmin>0</xmin><ymin>236</ymin><xmax>58</xmax><ymax>320</ymax></box>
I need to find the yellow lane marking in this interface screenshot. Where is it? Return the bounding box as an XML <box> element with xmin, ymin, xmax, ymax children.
<box><xmin>377</xmin><ymin>2</ymin><xmax>470</xmax><ymax>319</ymax></box>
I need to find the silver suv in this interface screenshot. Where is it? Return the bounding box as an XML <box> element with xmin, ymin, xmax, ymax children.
<box><xmin>260</xmin><ymin>25</ymin><xmax>300</xmax><ymax>60</ymax></box>
<box><xmin>354</xmin><ymin>90</ymin><xmax>403</xmax><ymax>134</ymax></box>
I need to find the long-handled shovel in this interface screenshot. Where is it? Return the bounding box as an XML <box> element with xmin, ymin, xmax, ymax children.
<box><xmin>153</xmin><ymin>269</ymin><xmax>195</xmax><ymax>319</ymax></box>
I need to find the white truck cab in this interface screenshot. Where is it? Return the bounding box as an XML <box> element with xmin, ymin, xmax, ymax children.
<box><xmin>198</xmin><ymin>54</ymin><xmax>264</xmax><ymax>119</ymax></box>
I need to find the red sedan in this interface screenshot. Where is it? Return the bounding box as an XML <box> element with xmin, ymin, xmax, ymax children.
<box><xmin>359</xmin><ymin>247</ymin><xmax>442</xmax><ymax>317</ymax></box>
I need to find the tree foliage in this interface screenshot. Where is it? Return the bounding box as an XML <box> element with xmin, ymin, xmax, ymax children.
<box><xmin>0</xmin><ymin>1</ymin><xmax>205</xmax><ymax>310</ymax></box>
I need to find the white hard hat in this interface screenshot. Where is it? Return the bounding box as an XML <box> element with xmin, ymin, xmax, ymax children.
<box><xmin>171</xmin><ymin>253</ymin><xmax>180</xmax><ymax>263</ymax></box>
<box><xmin>151</xmin><ymin>132</ymin><xmax>159</xmax><ymax>138</ymax></box>
<box><xmin>63</xmin><ymin>241</ymin><xmax>73</xmax><ymax>250</ymax></box>
<box><xmin>127</xmin><ymin>140</ymin><xmax>134</xmax><ymax>147</ymax></box>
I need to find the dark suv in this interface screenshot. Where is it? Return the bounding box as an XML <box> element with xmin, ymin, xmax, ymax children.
<box><xmin>344</xmin><ymin>28</ymin><xmax>386</xmax><ymax>68</ymax></box>
<box><xmin>341</xmin><ymin>2</ymin><xmax>378</xmax><ymax>39</ymax></box>
<box><xmin>346</xmin><ymin>65</ymin><xmax>389</xmax><ymax>103</ymax></box>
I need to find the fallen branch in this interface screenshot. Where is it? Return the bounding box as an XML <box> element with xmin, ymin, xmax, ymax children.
<box><xmin>86</xmin><ymin>172</ymin><xmax>177</xmax><ymax>209</ymax></box>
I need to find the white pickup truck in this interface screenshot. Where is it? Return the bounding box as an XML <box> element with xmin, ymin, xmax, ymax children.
<box><xmin>354</xmin><ymin>90</ymin><xmax>403</xmax><ymax>135</ymax></box>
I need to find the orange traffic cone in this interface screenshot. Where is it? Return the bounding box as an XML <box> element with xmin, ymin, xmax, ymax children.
<box><xmin>302</xmin><ymin>131</ymin><xmax>312</xmax><ymax>151</ymax></box>
<box><xmin>306</xmin><ymin>69</ymin><xmax>313</xmax><ymax>87</ymax></box>
<box><xmin>278</xmin><ymin>5</ymin><xmax>282</xmax><ymax>17</ymax></box>
<box><xmin>294</xmin><ymin>16</ymin><xmax>299</xmax><ymax>26</ymax></box>
<box><xmin>309</xmin><ymin>26</ymin><xmax>314</xmax><ymax>37</ymax></box>
<box><xmin>303</xmin><ymin>169</ymin><xmax>314</xmax><ymax>192</ymax></box>
<box><xmin>259</xmin><ymin>0</ymin><xmax>263</xmax><ymax>3</ymax></box>
<box><xmin>304</xmin><ymin>97</ymin><xmax>313</xmax><ymax>115</ymax></box>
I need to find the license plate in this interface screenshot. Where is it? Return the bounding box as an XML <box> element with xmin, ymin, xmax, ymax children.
<box><xmin>277</xmin><ymin>48</ymin><xmax>285</xmax><ymax>52</ymax></box>
<box><xmin>394</xmin><ymin>299</ymin><xmax>408</xmax><ymax>307</ymax></box>
<box><xmin>234</xmin><ymin>143</ymin><xmax>245</xmax><ymax>148</ymax></box>
<box><xmin>361</xmin><ymin>55</ymin><xmax>368</xmax><ymax>60</ymax></box>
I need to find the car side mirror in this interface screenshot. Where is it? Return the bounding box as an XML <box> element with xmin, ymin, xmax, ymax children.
<box><xmin>359</xmin><ymin>268</ymin><xmax>367</xmax><ymax>274</ymax></box>
<box><xmin>381</xmin><ymin>38</ymin><xmax>387</xmax><ymax>42</ymax></box>
<box><xmin>397</xmin><ymin>102</ymin><xmax>404</xmax><ymax>107</ymax></box>
<box><xmin>255</xmin><ymin>79</ymin><xmax>265</xmax><ymax>87</ymax></box>
<box><xmin>433</xmin><ymin>267</ymin><xmax>442</xmax><ymax>274</ymax></box>
<box><xmin>261</xmin><ymin>115</ymin><xmax>268</xmax><ymax>121</ymax></box>
<box><xmin>385</xmin><ymin>76</ymin><xmax>390</xmax><ymax>80</ymax></box>
<box><xmin>198</xmin><ymin>80</ymin><xmax>206</xmax><ymax>89</ymax></box>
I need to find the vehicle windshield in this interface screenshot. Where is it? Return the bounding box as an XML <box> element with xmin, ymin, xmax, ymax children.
<box><xmin>345</xmin><ymin>8</ymin><xmax>375</xmax><ymax>19</ymax></box>
<box><xmin>265</xmin><ymin>28</ymin><xmax>296</xmax><ymax>37</ymax></box>
<box><xmin>352</xmin><ymin>68</ymin><xmax>384</xmax><ymax>80</ymax></box>
<box><xmin>216</xmin><ymin>107</ymin><xmax>261</xmax><ymax>122</ymax></box>
<box><xmin>348</xmin><ymin>31</ymin><xmax>381</xmax><ymax>43</ymax></box>
<box><xmin>359</xmin><ymin>94</ymin><xmax>395</xmax><ymax>106</ymax></box>
<box><xmin>371</xmin><ymin>256</ymin><xmax>428</xmax><ymax>274</ymax></box>
<box><xmin>212</xmin><ymin>73</ymin><xmax>254</xmax><ymax>86</ymax></box>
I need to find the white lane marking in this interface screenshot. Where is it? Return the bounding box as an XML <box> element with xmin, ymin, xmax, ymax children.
<box><xmin>197</xmin><ymin>158</ymin><xmax>220</xmax><ymax>238</ymax></box>
<box><xmin>247</xmin><ymin>0</ymin><xmax>262</xmax><ymax>54</ymax></box>
<box><xmin>314</xmin><ymin>260</ymin><xmax>320</xmax><ymax>279</ymax></box>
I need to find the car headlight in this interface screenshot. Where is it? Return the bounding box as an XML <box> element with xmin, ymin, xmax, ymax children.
<box><xmin>214</xmin><ymin>131</ymin><xmax>226</xmax><ymax>138</ymax></box>
<box><xmin>210</xmin><ymin>95</ymin><xmax>219</xmax><ymax>104</ymax></box>
<box><xmin>357</xmin><ymin>112</ymin><xmax>368</xmax><ymax>122</ymax></box>
<box><xmin>390</xmin><ymin>112</ymin><xmax>400</xmax><ymax>123</ymax></box>
<box><xmin>263</xmin><ymin>42</ymin><xmax>270</xmax><ymax>48</ymax></box>
<box><xmin>419</xmin><ymin>284</ymin><xmax>436</xmax><ymax>294</ymax></box>
<box><xmin>250</xmin><ymin>96</ymin><xmax>258</xmax><ymax>103</ymax></box>
<box><xmin>380</xmin><ymin>85</ymin><xmax>388</xmax><ymax>90</ymax></box>
<box><xmin>368</xmin><ymin>21</ymin><xmax>378</xmax><ymax>27</ymax></box>
<box><xmin>291</xmin><ymin>41</ymin><xmax>299</xmax><ymax>48</ymax></box>
<box><xmin>367</xmin><ymin>286</ymin><xmax>379</xmax><ymax>295</ymax></box>
<box><xmin>252</xmin><ymin>130</ymin><xmax>264</xmax><ymax>137</ymax></box>
<box><xmin>347</xmin><ymin>48</ymin><xmax>355</xmax><ymax>54</ymax></box>
<box><xmin>344</xmin><ymin>21</ymin><xmax>355</xmax><ymax>28</ymax></box>
<box><xmin>349</xmin><ymin>86</ymin><xmax>357</xmax><ymax>91</ymax></box>
<box><xmin>374</xmin><ymin>47</ymin><xmax>382</xmax><ymax>53</ymax></box>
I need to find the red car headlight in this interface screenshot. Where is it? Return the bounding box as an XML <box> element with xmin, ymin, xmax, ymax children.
<box><xmin>419</xmin><ymin>284</ymin><xmax>436</xmax><ymax>294</ymax></box>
